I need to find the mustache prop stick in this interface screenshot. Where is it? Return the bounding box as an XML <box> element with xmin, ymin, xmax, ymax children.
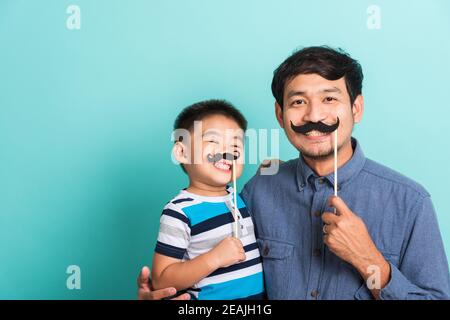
<box><xmin>207</xmin><ymin>151</ymin><xmax>241</xmax><ymax>238</ymax></box>
<box><xmin>333</xmin><ymin>120</ymin><xmax>338</xmax><ymax>213</ymax></box>
<box><xmin>290</xmin><ymin>118</ymin><xmax>340</xmax><ymax>213</ymax></box>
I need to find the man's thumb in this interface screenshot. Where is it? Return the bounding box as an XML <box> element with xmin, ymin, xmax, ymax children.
<box><xmin>138</xmin><ymin>266</ymin><xmax>151</xmax><ymax>288</ymax></box>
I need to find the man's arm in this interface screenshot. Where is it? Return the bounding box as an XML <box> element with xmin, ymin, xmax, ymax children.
<box><xmin>377</xmin><ymin>195</ymin><xmax>450</xmax><ymax>300</ymax></box>
<box><xmin>323</xmin><ymin>195</ymin><xmax>450</xmax><ymax>300</ymax></box>
<box><xmin>322</xmin><ymin>196</ymin><xmax>390</xmax><ymax>299</ymax></box>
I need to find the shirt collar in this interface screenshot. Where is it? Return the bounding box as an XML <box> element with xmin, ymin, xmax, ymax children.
<box><xmin>296</xmin><ymin>137</ymin><xmax>366</xmax><ymax>191</ymax></box>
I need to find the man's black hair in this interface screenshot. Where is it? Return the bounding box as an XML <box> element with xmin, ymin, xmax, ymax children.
<box><xmin>271</xmin><ymin>46</ymin><xmax>363</xmax><ymax>108</ymax></box>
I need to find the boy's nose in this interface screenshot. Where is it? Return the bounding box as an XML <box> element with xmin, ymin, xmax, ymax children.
<box><xmin>222</xmin><ymin>152</ymin><xmax>240</xmax><ymax>161</ymax></box>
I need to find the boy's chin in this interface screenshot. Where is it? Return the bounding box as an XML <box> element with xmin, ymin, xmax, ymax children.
<box><xmin>204</xmin><ymin>174</ymin><xmax>233</xmax><ymax>188</ymax></box>
<box><xmin>208</xmin><ymin>177</ymin><xmax>233</xmax><ymax>187</ymax></box>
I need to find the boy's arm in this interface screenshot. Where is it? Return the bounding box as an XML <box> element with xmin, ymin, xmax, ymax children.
<box><xmin>151</xmin><ymin>252</ymin><xmax>217</xmax><ymax>291</ymax></box>
<box><xmin>152</xmin><ymin>237</ymin><xmax>246</xmax><ymax>291</ymax></box>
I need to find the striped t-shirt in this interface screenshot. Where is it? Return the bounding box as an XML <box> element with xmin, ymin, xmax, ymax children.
<box><xmin>154</xmin><ymin>186</ymin><xmax>264</xmax><ymax>300</ymax></box>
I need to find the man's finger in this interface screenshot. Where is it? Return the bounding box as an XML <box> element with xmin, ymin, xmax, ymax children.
<box><xmin>260</xmin><ymin>159</ymin><xmax>272</xmax><ymax>167</ymax></box>
<box><xmin>172</xmin><ymin>293</ymin><xmax>192</xmax><ymax>300</ymax></box>
<box><xmin>149</xmin><ymin>287</ymin><xmax>178</xmax><ymax>300</ymax></box>
<box><xmin>323</xmin><ymin>223</ymin><xmax>338</xmax><ymax>235</ymax></box>
<box><xmin>327</xmin><ymin>196</ymin><xmax>352</xmax><ymax>216</ymax></box>
<box><xmin>322</xmin><ymin>212</ymin><xmax>339</xmax><ymax>225</ymax></box>
<box><xmin>137</xmin><ymin>266</ymin><xmax>151</xmax><ymax>289</ymax></box>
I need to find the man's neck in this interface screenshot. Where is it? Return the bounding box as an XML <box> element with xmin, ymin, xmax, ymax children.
<box><xmin>302</xmin><ymin>139</ymin><xmax>354</xmax><ymax>177</ymax></box>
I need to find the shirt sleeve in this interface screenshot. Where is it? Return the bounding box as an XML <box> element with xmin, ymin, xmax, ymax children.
<box><xmin>379</xmin><ymin>195</ymin><xmax>450</xmax><ymax>300</ymax></box>
<box><xmin>154</xmin><ymin>203</ymin><xmax>191</xmax><ymax>260</ymax></box>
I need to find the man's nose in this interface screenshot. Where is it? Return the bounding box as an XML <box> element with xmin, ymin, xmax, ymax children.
<box><xmin>303</xmin><ymin>99</ymin><xmax>328</xmax><ymax>123</ymax></box>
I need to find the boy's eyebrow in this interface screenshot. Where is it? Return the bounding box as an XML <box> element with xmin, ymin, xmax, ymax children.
<box><xmin>202</xmin><ymin>130</ymin><xmax>221</xmax><ymax>137</ymax></box>
<box><xmin>202</xmin><ymin>130</ymin><xmax>244</xmax><ymax>143</ymax></box>
<box><xmin>233</xmin><ymin>135</ymin><xmax>244</xmax><ymax>143</ymax></box>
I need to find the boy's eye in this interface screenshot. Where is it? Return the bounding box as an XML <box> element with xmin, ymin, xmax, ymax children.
<box><xmin>207</xmin><ymin>140</ymin><xmax>219</xmax><ymax>144</ymax></box>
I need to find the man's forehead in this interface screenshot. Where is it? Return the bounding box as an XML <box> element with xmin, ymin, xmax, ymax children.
<box><xmin>285</xmin><ymin>74</ymin><xmax>347</xmax><ymax>95</ymax></box>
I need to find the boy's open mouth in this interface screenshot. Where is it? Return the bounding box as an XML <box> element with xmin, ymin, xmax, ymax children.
<box><xmin>213</xmin><ymin>159</ymin><xmax>232</xmax><ymax>172</ymax></box>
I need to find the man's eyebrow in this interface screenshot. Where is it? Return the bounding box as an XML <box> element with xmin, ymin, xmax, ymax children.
<box><xmin>286</xmin><ymin>90</ymin><xmax>306</xmax><ymax>99</ymax></box>
<box><xmin>321</xmin><ymin>87</ymin><xmax>342</xmax><ymax>94</ymax></box>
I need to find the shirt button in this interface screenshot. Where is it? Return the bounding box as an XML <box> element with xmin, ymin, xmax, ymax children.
<box><xmin>313</xmin><ymin>249</ymin><xmax>321</xmax><ymax>257</ymax></box>
<box><xmin>318</xmin><ymin>178</ymin><xmax>325</xmax><ymax>184</ymax></box>
<box><xmin>311</xmin><ymin>290</ymin><xmax>320</xmax><ymax>299</ymax></box>
<box><xmin>314</xmin><ymin>211</ymin><xmax>321</xmax><ymax>218</ymax></box>
<box><xmin>263</xmin><ymin>246</ymin><xmax>270</xmax><ymax>256</ymax></box>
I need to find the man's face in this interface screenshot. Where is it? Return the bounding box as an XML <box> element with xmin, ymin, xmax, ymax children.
<box><xmin>276</xmin><ymin>73</ymin><xmax>363</xmax><ymax>159</ymax></box>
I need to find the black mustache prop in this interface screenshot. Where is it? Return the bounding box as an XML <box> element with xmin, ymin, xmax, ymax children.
<box><xmin>290</xmin><ymin>117</ymin><xmax>340</xmax><ymax>134</ymax></box>
<box><xmin>207</xmin><ymin>152</ymin><xmax>240</xmax><ymax>163</ymax></box>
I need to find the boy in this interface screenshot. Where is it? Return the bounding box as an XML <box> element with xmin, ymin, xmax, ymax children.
<box><xmin>151</xmin><ymin>99</ymin><xmax>264</xmax><ymax>300</ymax></box>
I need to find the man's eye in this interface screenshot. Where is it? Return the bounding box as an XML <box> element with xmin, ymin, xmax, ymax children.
<box><xmin>324</xmin><ymin>97</ymin><xmax>337</xmax><ymax>102</ymax></box>
<box><xmin>293</xmin><ymin>99</ymin><xmax>306</xmax><ymax>105</ymax></box>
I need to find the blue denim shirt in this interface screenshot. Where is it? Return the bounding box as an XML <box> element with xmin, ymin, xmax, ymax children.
<box><xmin>241</xmin><ymin>138</ymin><xmax>450</xmax><ymax>300</ymax></box>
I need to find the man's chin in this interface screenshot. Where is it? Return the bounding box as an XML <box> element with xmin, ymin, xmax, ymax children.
<box><xmin>299</xmin><ymin>148</ymin><xmax>334</xmax><ymax>160</ymax></box>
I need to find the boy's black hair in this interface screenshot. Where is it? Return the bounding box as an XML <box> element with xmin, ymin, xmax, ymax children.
<box><xmin>271</xmin><ymin>46</ymin><xmax>363</xmax><ymax>108</ymax></box>
<box><xmin>174</xmin><ymin>99</ymin><xmax>247</xmax><ymax>132</ymax></box>
<box><xmin>173</xmin><ymin>99</ymin><xmax>247</xmax><ymax>173</ymax></box>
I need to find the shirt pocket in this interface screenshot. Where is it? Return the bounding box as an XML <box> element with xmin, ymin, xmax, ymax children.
<box><xmin>354</xmin><ymin>252</ymin><xmax>400</xmax><ymax>300</ymax></box>
<box><xmin>257</xmin><ymin>238</ymin><xmax>295</xmax><ymax>300</ymax></box>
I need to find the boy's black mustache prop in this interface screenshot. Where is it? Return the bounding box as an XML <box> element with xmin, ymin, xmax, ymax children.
<box><xmin>290</xmin><ymin>117</ymin><xmax>340</xmax><ymax>134</ymax></box>
<box><xmin>207</xmin><ymin>152</ymin><xmax>240</xmax><ymax>163</ymax></box>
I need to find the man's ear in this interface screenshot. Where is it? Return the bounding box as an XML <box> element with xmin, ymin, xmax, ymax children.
<box><xmin>275</xmin><ymin>102</ymin><xmax>284</xmax><ymax>128</ymax></box>
<box><xmin>352</xmin><ymin>95</ymin><xmax>364</xmax><ymax>124</ymax></box>
<box><xmin>172</xmin><ymin>141</ymin><xmax>189</xmax><ymax>165</ymax></box>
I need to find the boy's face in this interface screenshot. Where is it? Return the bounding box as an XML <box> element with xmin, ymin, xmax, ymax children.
<box><xmin>182</xmin><ymin>114</ymin><xmax>245</xmax><ymax>187</ymax></box>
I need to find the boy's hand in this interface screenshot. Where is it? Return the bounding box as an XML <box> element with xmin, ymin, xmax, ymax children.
<box><xmin>208</xmin><ymin>237</ymin><xmax>246</xmax><ymax>269</ymax></box>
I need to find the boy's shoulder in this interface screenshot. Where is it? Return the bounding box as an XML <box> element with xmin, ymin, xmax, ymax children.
<box><xmin>162</xmin><ymin>191</ymin><xmax>197</xmax><ymax>215</ymax></box>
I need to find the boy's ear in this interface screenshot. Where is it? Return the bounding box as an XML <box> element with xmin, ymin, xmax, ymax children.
<box><xmin>172</xmin><ymin>142</ymin><xmax>189</xmax><ymax>164</ymax></box>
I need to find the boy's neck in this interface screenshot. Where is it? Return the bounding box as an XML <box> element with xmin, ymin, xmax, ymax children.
<box><xmin>186</xmin><ymin>180</ymin><xmax>229</xmax><ymax>197</ymax></box>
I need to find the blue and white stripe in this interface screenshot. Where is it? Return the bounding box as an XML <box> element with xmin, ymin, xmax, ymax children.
<box><xmin>155</xmin><ymin>187</ymin><xmax>264</xmax><ymax>300</ymax></box>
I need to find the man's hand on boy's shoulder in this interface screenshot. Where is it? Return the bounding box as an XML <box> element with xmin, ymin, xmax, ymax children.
<box><xmin>257</xmin><ymin>159</ymin><xmax>284</xmax><ymax>176</ymax></box>
<box><xmin>137</xmin><ymin>266</ymin><xmax>191</xmax><ymax>300</ymax></box>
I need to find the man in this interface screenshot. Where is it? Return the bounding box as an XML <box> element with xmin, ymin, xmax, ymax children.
<box><xmin>138</xmin><ymin>46</ymin><xmax>450</xmax><ymax>300</ymax></box>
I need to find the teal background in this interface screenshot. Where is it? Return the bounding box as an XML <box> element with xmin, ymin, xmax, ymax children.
<box><xmin>0</xmin><ymin>0</ymin><xmax>449</xmax><ymax>299</ymax></box>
